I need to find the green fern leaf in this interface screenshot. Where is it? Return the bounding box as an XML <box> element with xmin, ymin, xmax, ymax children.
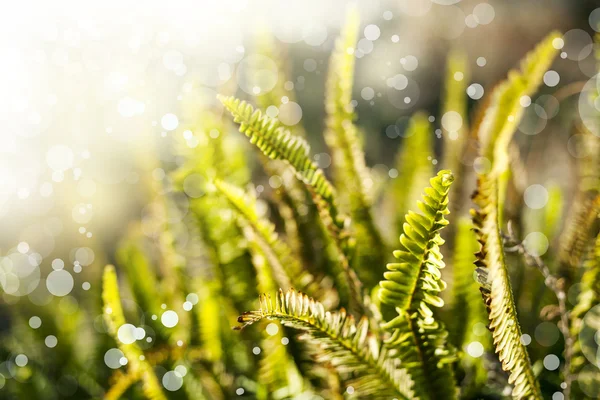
<box><xmin>236</xmin><ymin>289</ymin><xmax>414</xmax><ymax>399</ymax></box>
<box><xmin>379</xmin><ymin>170</ymin><xmax>457</xmax><ymax>400</ymax></box>
<box><xmin>471</xmin><ymin>32</ymin><xmax>559</xmax><ymax>399</ymax></box>
<box><xmin>379</xmin><ymin>170</ymin><xmax>454</xmax><ymax>312</ymax></box>
<box><xmin>218</xmin><ymin>95</ymin><xmax>365</xmax><ymax>315</ymax></box>
<box><xmin>102</xmin><ymin>265</ymin><xmax>167</xmax><ymax>400</ymax></box>
<box><xmin>324</xmin><ymin>7</ymin><xmax>386</xmax><ymax>289</ymax></box>
<box><xmin>471</xmin><ymin>177</ymin><xmax>541</xmax><ymax>400</ymax></box>
<box><xmin>218</xmin><ymin>95</ymin><xmax>341</xmax><ymax>231</ymax></box>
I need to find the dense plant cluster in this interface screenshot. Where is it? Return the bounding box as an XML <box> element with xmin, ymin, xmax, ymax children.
<box><xmin>2</xmin><ymin>8</ymin><xmax>600</xmax><ymax>400</ymax></box>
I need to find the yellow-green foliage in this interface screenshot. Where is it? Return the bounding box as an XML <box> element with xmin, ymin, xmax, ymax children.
<box><xmin>450</xmin><ymin>218</ymin><xmax>491</xmax><ymax>394</ymax></box>
<box><xmin>252</xmin><ymin>29</ymin><xmax>321</xmax><ymax>271</ymax></box>
<box><xmin>324</xmin><ymin>7</ymin><xmax>386</xmax><ymax>290</ymax></box>
<box><xmin>5</xmin><ymin>19</ymin><xmax>593</xmax><ymax>400</ymax></box>
<box><xmin>441</xmin><ymin>50</ymin><xmax>469</xmax><ymax>180</ymax></box>
<box><xmin>391</xmin><ymin>112</ymin><xmax>434</xmax><ymax>236</ymax></box>
<box><xmin>102</xmin><ymin>265</ymin><xmax>167</xmax><ymax>400</ymax></box>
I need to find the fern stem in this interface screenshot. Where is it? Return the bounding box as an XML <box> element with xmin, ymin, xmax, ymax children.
<box><xmin>503</xmin><ymin>222</ymin><xmax>573</xmax><ymax>400</ymax></box>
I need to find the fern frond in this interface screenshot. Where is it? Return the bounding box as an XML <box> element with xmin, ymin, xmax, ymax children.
<box><xmin>379</xmin><ymin>170</ymin><xmax>453</xmax><ymax>312</ymax></box>
<box><xmin>470</xmin><ymin>32</ymin><xmax>559</xmax><ymax>399</ymax></box>
<box><xmin>472</xmin><ymin>178</ymin><xmax>541</xmax><ymax>399</ymax></box>
<box><xmin>218</xmin><ymin>95</ymin><xmax>364</xmax><ymax>314</ymax></box>
<box><xmin>450</xmin><ymin>218</ymin><xmax>491</xmax><ymax>393</ymax></box>
<box><xmin>324</xmin><ymin>6</ymin><xmax>386</xmax><ymax>290</ymax></box>
<box><xmin>379</xmin><ymin>170</ymin><xmax>457</xmax><ymax>399</ymax></box>
<box><xmin>216</xmin><ymin>96</ymin><xmax>336</xmax><ymax>246</ymax></box>
<box><xmin>236</xmin><ymin>289</ymin><xmax>414</xmax><ymax>399</ymax></box>
<box><xmin>252</xmin><ymin>29</ymin><xmax>329</xmax><ymax>276</ymax></box>
<box><xmin>218</xmin><ymin>96</ymin><xmax>341</xmax><ymax>231</ymax></box>
<box><xmin>391</xmin><ymin>112</ymin><xmax>434</xmax><ymax>236</ymax></box>
<box><xmin>102</xmin><ymin>265</ymin><xmax>167</xmax><ymax>400</ymax></box>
